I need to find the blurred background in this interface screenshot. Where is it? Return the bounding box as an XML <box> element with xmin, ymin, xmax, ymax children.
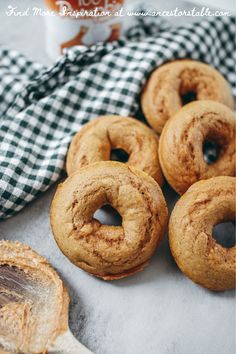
<box><xmin>0</xmin><ymin>0</ymin><xmax>235</xmax><ymax>65</ymax></box>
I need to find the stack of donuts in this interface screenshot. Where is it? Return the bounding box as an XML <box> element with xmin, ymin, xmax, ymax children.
<box><xmin>50</xmin><ymin>59</ymin><xmax>236</xmax><ymax>291</ymax></box>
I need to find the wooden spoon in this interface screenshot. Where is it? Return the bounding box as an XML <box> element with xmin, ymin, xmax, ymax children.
<box><xmin>48</xmin><ymin>329</ymin><xmax>92</xmax><ymax>353</ymax></box>
<box><xmin>0</xmin><ymin>240</ymin><xmax>92</xmax><ymax>354</ymax></box>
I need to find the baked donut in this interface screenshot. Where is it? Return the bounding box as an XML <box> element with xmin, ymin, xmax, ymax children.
<box><xmin>169</xmin><ymin>176</ymin><xmax>236</xmax><ymax>291</ymax></box>
<box><xmin>141</xmin><ymin>59</ymin><xmax>234</xmax><ymax>133</ymax></box>
<box><xmin>66</xmin><ymin>115</ymin><xmax>163</xmax><ymax>186</ymax></box>
<box><xmin>0</xmin><ymin>240</ymin><xmax>69</xmax><ymax>353</ymax></box>
<box><xmin>50</xmin><ymin>161</ymin><xmax>168</xmax><ymax>280</ymax></box>
<box><xmin>159</xmin><ymin>101</ymin><xmax>236</xmax><ymax>195</ymax></box>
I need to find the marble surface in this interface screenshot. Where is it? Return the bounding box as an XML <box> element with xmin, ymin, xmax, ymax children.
<box><xmin>0</xmin><ymin>1</ymin><xmax>235</xmax><ymax>354</ymax></box>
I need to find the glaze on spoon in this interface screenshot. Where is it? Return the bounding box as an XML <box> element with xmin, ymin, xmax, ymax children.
<box><xmin>0</xmin><ymin>241</ymin><xmax>91</xmax><ymax>354</ymax></box>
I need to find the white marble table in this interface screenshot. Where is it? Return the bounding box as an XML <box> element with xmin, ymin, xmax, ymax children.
<box><xmin>0</xmin><ymin>1</ymin><xmax>235</xmax><ymax>353</ymax></box>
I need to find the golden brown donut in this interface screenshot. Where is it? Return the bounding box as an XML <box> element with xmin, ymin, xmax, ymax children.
<box><xmin>0</xmin><ymin>240</ymin><xmax>69</xmax><ymax>353</ymax></box>
<box><xmin>50</xmin><ymin>161</ymin><xmax>168</xmax><ymax>280</ymax></box>
<box><xmin>141</xmin><ymin>60</ymin><xmax>234</xmax><ymax>133</ymax></box>
<box><xmin>169</xmin><ymin>176</ymin><xmax>236</xmax><ymax>291</ymax></box>
<box><xmin>159</xmin><ymin>101</ymin><xmax>236</xmax><ymax>195</ymax></box>
<box><xmin>66</xmin><ymin>115</ymin><xmax>163</xmax><ymax>186</ymax></box>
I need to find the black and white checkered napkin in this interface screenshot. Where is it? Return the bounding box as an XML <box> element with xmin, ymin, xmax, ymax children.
<box><xmin>0</xmin><ymin>16</ymin><xmax>235</xmax><ymax>220</ymax></box>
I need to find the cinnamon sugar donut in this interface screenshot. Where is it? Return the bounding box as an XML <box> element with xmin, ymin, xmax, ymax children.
<box><xmin>66</xmin><ymin>115</ymin><xmax>163</xmax><ymax>186</ymax></box>
<box><xmin>50</xmin><ymin>161</ymin><xmax>168</xmax><ymax>280</ymax></box>
<box><xmin>169</xmin><ymin>176</ymin><xmax>236</xmax><ymax>291</ymax></box>
<box><xmin>141</xmin><ymin>60</ymin><xmax>234</xmax><ymax>133</ymax></box>
<box><xmin>0</xmin><ymin>241</ymin><xmax>69</xmax><ymax>353</ymax></box>
<box><xmin>159</xmin><ymin>101</ymin><xmax>236</xmax><ymax>195</ymax></box>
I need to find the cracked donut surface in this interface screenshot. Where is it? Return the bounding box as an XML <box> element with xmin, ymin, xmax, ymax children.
<box><xmin>159</xmin><ymin>101</ymin><xmax>236</xmax><ymax>194</ymax></box>
<box><xmin>169</xmin><ymin>176</ymin><xmax>236</xmax><ymax>291</ymax></box>
<box><xmin>50</xmin><ymin>161</ymin><xmax>168</xmax><ymax>280</ymax></box>
<box><xmin>141</xmin><ymin>59</ymin><xmax>234</xmax><ymax>133</ymax></box>
<box><xmin>66</xmin><ymin>115</ymin><xmax>163</xmax><ymax>186</ymax></box>
<box><xmin>0</xmin><ymin>241</ymin><xmax>69</xmax><ymax>354</ymax></box>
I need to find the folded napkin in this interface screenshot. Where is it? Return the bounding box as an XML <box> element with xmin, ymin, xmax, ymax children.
<box><xmin>0</xmin><ymin>16</ymin><xmax>235</xmax><ymax>220</ymax></box>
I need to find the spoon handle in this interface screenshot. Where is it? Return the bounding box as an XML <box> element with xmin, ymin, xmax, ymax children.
<box><xmin>48</xmin><ymin>329</ymin><xmax>93</xmax><ymax>354</ymax></box>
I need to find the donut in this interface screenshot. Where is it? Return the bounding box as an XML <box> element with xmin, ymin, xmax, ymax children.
<box><xmin>50</xmin><ymin>161</ymin><xmax>168</xmax><ymax>280</ymax></box>
<box><xmin>0</xmin><ymin>240</ymin><xmax>69</xmax><ymax>353</ymax></box>
<box><xmin>169</xmin><ymin>176</ymin><xmax>236</xmax><ymax>291</ymax></box>
<box><xmin>141</xmin><ymin>60</ymin><xmax>234</xmax><ymax>133</ymax></box>
<box><xmin>66</xmin><ymin>115</ymin><xmax>163</xmax><ymax>186</ymax></box>
<box><xmin>158</xmin><ymin>101</ymin><xmax>236</xmax><ymax>195</ymax></box>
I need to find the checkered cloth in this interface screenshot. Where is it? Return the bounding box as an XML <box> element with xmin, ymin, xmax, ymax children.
<box><xmin>0</xmin><ymin>16</ymin><xmax>235</xmax><ymax>220</ymax></box>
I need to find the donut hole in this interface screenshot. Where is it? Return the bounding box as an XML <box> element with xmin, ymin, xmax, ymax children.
<box><xmin>181</xmin><ymin>91</ymin><xmax>197</xmax><ymax>106</ymax></box>
<box><xmin>203</xmin><ymin>140</ymin><xmax>221</xmax><ymax>164</ymax></box>
<box><xmin>93</xmin><ymin>204</ymin><xmax>122</xmax><ymax>226</ymax></box>
<box><xmin>213</xmin><ymin>221</ymin><xmax>235</xmax><ymax>248</ymax></box>
<box><xmin>110</xmin><ymin>148</ymin><xmax>129</xmax><ymax>163</ymax></box>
